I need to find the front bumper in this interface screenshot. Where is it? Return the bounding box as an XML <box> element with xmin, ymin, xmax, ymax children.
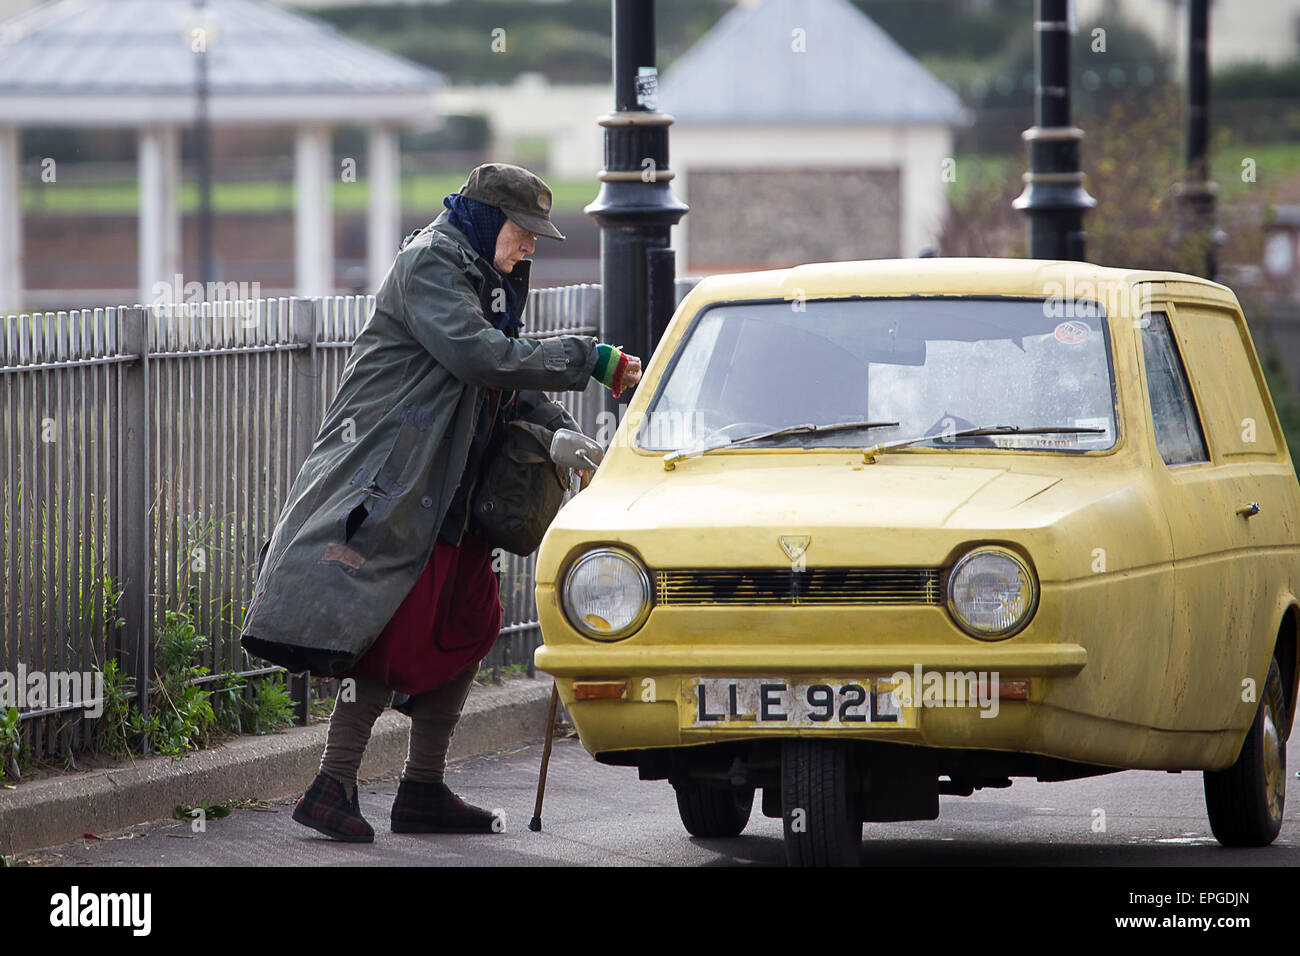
<box><xmin>534</xmin><ymin>642</ymin><xmax>1087</xmax><ymax>676</ymax></box>
<box><xmin>533</xmin><ymin>591</ymin><xmax>1243</xmax><ymax>770</ymax></box>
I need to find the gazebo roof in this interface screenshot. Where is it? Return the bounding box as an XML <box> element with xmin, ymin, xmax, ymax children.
<box><xmin>0</xmin><ymin>0</ymin><xmax>443</xmax><ymax>126</ymax></box>
<box><xmin>659</xmin><ymin>0</ymin><xmax>967</xmax><ymax>127</ymax></box>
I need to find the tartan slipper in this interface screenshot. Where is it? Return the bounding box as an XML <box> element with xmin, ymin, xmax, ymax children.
<box><xmin>390</xmin><ymin>779</ymin><xmax>498</xmax><ymax>834</ymax></box>
<box><xmin>292</xmin><ymin>772</ymin><xmax>375</xmax><ymax>843</ymax></box>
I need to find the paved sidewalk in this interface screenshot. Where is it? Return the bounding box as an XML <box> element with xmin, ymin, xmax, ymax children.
<box><xmin>17</xmin><ymin>734</ymin><xmax>1300</xmax><ymax>868</ymax></box>
<box><xmin>16</xmin><ymin>740</ymin><xmax>675</xmax><ymax>867</ymax></box>
<box><xmin>0</xmin><ymin>676</ymin><xmax>553</xmax><ymax>857</ymax></box>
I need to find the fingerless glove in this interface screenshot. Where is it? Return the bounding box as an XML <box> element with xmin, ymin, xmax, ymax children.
<box><xmin>592</xmin><ymin>343</ymin><xmax>631</xmax><ymax>398</ymax></box>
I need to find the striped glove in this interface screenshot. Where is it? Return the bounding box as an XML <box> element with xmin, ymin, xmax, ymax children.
<box><xmin>592</xmin><ymin>343</ymin><xmax>632</xmax><ymax>398</ymax></box>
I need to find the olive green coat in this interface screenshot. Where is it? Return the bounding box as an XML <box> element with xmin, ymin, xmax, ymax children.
<box><xmin>240</xmin><ymin>210</ymin><xmax>599</xmax><ymax>675</ymax></box>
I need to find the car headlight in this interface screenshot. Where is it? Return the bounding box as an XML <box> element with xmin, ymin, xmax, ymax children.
<box><xmin>946</xmin><ymin>547</ymin><xmax>1037</xmax><ymax>639</ymax></box>
<box><xmin>562</xmin><ymin>548</ymin><xmax>652</xmax><ymax>640</ymax></box>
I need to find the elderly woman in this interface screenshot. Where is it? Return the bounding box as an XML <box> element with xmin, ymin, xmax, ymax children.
<box><xmin>240</xmin><ymin>163</ymin><xmax>640</xmax><ymax>842</ymax></box>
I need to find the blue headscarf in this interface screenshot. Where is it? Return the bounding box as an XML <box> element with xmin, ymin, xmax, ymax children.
<box><xmin>442</xmin><ymin>192</ymin><xmax>523</xmax><ymax>332</ymax></box>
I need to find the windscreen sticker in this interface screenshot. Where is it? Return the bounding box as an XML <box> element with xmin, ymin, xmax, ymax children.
<box><xmin>1075</xmin><ymin>416</ymin><xmax>1111</xmax><ymax>445</ymax></box>
<box><xmin>1054</xmin><ymin>320</ymin><xmax>1091</xmax><ymax>344</ymax></box>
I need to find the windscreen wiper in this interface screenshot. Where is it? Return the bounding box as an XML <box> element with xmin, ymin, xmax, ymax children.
<box><xmin>663</xmin><ymin>420</ymin><xmax>901</xmax><ymax>470</ymax></box>
<box><xmin>861</xmin><ymin>424</ymin><xmax>1106</xmax><ymax>463</ymax></box>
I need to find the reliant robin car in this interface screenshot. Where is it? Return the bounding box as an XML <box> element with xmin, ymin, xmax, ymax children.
<box><xmin>533</xmin><ymin>258</ymin><xmax>1298</xmax><ymax>866</ymax></box>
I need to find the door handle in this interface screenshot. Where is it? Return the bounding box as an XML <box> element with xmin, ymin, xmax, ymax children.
<box><xmin>1237</xmin><ymin>502</ymin><xmax>1261</xmax><ymax>518</ymax></box>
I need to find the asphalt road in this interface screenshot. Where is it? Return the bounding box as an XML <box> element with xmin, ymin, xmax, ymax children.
<box><xmin>17</xmin><ymin>732</ymin><xmax>1300</xmax><ymax>868</ymax></box>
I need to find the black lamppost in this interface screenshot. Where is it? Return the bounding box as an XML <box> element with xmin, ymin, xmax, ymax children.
<box><xmin>585</xmin><ymin>0</ymin><xmax>688</xmax><ymax>421</ymax></box>
<box><xmin>193</xmin><ymin>0</ymin><xmax>214</xmax><ymax>286</ymax></box>
<box><xmin>1013</xmin><ymin>0</ymin><xmax>1095</xmax><ymax>260</ymax></box>
<box><xmin>1179</xmin><ymin>0</ymin><xmax>1218</xmax><ymax>279</ymax></box>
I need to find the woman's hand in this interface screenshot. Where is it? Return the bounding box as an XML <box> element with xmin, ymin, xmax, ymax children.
<box><xmin>595</xmin><ymin>345</ymin><xmax>643</xmax><ymax>397</ymax></box>
<box><xmin>621</xmin><ymin>354</ymin><xmax>643</xmax><ymax>389</ymax></box>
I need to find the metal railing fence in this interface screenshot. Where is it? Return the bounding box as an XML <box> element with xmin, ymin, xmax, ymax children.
<box><xmin>0</xmin><ymin>279</ymin><xmax>632</xmax><ymax>760</ymax></box>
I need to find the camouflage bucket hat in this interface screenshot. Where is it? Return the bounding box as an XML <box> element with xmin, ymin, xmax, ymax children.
<box><xmin>459</xmin><ymin>162</ymin><xmax>565</xmax><ymax>241</ymax></box>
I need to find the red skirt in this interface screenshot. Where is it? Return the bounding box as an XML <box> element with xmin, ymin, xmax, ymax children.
<box><xmin>342</xmin><ymin>530</ymin><xmax>502</xmax><ymax>695</ymax></box>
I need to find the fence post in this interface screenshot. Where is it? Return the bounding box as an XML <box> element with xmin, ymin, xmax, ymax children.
<box><xmin>580</xmin><ymin>285</ymin><xmax>604</xmax><ymax>441</ymax></box>
<box><xmin>118</xmin><ymin>306</ymin><xmax>152</xmax><ymax>735</ymax></box>
<box><xmin>289</xmin><ymin>296</ymin><xmax>319</xmax><ymax>468</ymax></box>
<box><xmin>286</xmin><ymin>296</ymin><xmax>319</xmax><ymax>725</ymax></box>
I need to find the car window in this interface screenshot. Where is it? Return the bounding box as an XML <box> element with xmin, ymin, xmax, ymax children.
<box><xmin>638</xmin><ymin>297</ymin><xmax>1119</xmax><ymax>452</ymax></box>
<box><xmin>1140</xmin><ymin>311</ymin><xmax>1210</xmax><ymax>466</ymax></box>
<box><xmin>1167</xmin><ymin>304</ymin><xmax>1277</xmax><ymax>457</ymax></box>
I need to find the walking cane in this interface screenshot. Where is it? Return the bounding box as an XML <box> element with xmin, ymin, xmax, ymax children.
<box><xmin>529</xmin><ymin>453</ymin><xmax>597</xmax><ymax>832</ymax></box>
<box><xmin>528</xmin><ymin>682</ymin><xmax>560</xmax><ymax>831</ymax></box>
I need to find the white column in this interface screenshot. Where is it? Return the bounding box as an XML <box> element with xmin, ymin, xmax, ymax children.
<box><xmin>366</xmin><ymin>124</ymin><xmax>400</xmax><ymax>292</ymax></box>
<box><xmin>898</xmin><ymin>124</ymin><xmax>952</xmax><ymax>258</ymax></box>
<box><xmin>0</xmin><ymin>126</ymin><xmax>23</xmax><ymax>314</ymax></box>
<box><xmin>294</xmin><ymin>124</ymin><xmax>333</xmax><ymax>296</ymax></box>
<box><xmin>672</xmin><ymin>163</ymin><xmax>690</xmax><ymax>275</ymax></box>
<box><xmin>138</xmin><ymin>125</ymin><xmax>180</xmax><ymax>304</ymax></box>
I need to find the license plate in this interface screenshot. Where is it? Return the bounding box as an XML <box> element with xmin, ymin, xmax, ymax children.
<box><xmin>682</xmin><ymin>677</ymin><xmax>915</xmax><ymax>729</ymax></box>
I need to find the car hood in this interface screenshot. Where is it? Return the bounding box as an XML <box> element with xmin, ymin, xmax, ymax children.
<box><xmin>621</xmin><ymin>462</ymin><xmax>1061</xmax><ymax>530</ymax></box>
<box><xmin>537</xmin><ymin>455</ymin><xmax>1148</xmax><ymax>576</ymax></box>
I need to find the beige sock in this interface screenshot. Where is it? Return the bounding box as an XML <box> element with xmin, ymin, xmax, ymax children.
<box><xmin>319</xmin><ymin>675</ymin><xmax>391</xmax><ymax>799</ymax></box>
<box><xmin>401</xmin><ymin>665</ymin><xmax>478</xmax><ymax>784</ymax></box>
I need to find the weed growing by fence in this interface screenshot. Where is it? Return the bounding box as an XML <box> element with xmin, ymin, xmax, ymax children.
<box><xmin>210</xmin><ymin>670</ymin><xmax>247</xmax><ymax>735</ymax></box>
<box><xmin>243</xmin><ymin>673</ymin><xmax>295</xmax><ymax>735</ymax></box>
<box><xmin>92</xmin><ymin>659</ymin><xmax>133</xmax><ymax>758</ymax></box>
<box><xmin>0</xmin><ymin>706</ymin><xmax>23</xmax><ymax>781</ymax></box>
<box><xmin>128</xmin><ymin>609</ymin><xmax>218</xmax><ymax>757</ymax></box>
<box><xmin>93</xmin><ymin>628</ymin><xmax>292</xmax><ymax>759</ymax></box>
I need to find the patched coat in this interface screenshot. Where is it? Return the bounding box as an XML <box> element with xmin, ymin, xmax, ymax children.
<box><xmin>240</xmin><ymin>210</ymin><xmax>598</xmax><ymax>675</ymax></box>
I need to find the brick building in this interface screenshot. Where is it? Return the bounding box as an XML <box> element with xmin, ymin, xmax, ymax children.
<box><xmin>658</xmin><ymin>0</ymin><xmax>968</xmax><ymax>274</ymax></box>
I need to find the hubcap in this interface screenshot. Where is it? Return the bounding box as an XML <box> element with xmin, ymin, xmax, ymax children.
<box><xmin>1262</xmin><ymin>702</ymin><xmax>1284</xmax><ymax>823</ymax></box>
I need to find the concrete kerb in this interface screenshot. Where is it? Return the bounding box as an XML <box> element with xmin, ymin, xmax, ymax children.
<box><xmin>0</xmin><ymin>676</ymin><xmax>554</xmax><ymax>857</ymax></box>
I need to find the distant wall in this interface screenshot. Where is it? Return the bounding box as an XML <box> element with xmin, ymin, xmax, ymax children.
<box><xmin>19</xmin><ymin>209</ymin><xmax>601</xmax><ymax>310</ymax></box>
<box><xmin>684</xmin><ymin>166</ymin><xmax>901</xmax><ymax>272</ymax></box>
<box><xmin>670</xmin><ymin>122</ymin><xmax>955</xmax><ymax>270</ymax></box>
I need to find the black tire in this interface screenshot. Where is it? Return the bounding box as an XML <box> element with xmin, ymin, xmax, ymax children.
<box><xmin>781</xmin><ymin>739</ymin><xmax>863</xmax><ymax>867</ymax></box>
<box><xmin>1204</xmin><ymin>656</ymin><xmax>1287</xmax><ymax>848</ymax></box>
<box><xmin>674</xmin><ymin>782</ymin><xmax>755</xmax><ymax>838</ymax></box>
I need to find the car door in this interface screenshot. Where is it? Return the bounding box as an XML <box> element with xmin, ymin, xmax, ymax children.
<box><xmin>1163</xmin><ymin>299</ymin><xmax>1295</xmax><ymax>730</ymax></box>
<box><xmin>1135</xmin><ymin>305</ymin><xmax>1240</xmax><ymax>732</ymax></box>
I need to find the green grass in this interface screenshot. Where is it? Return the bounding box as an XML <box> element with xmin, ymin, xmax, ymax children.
<box><xmin>949</xmin><ymin>141</ymin><xmax>1300</xmax><ymax>204</ymax></box>
<box><xmin>26</xmin><ymin>139</ymin><xmax>1293</xmax><ymax>217</ymax></box>
<box><xmin>1211</xmin><ymin>141</ymin><xmax>1300</xmax><ymax>200</ymax></box>
<box><xmin>21</xmin><ymin>174</ymin><xmax>601</xmax><ymax>216</ymax></box>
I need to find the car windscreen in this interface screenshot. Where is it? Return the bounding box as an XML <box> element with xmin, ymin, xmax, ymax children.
<box><xmin>636</xmin><ymin>297</ymin><xmax>1118</xmax><ymax>452</ymax></box>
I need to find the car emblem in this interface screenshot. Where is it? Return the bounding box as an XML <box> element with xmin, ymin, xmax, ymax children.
<box><xmin>778</xmin><ymin>535</ymin><xmax>810</xmax><ymax>562</ymax></box>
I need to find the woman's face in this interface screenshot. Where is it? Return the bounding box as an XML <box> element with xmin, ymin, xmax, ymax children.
<box><xmin>494</xmin><ymin>218</ymin><xmax>537</xmax><ymax>274</ymax></box>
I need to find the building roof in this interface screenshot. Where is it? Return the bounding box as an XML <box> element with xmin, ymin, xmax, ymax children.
<box><xmin>0</xmin><ymin>0</ymin><xmax>442</xmax><ymax>125</ymax></box>
<box><xmin>659</xmin><ymin>0</ymin><xmax>967</xmax><ymax>127</ymax></box>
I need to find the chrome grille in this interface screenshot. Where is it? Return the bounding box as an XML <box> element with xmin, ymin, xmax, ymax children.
<box><xmin>655</xmin><ymin>568</ymin><xmax>942</xmax><ymax>606</ymax></box>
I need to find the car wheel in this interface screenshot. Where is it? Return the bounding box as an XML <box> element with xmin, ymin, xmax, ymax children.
<box><xmin>673</xmin><ymin>782</ymin><xmax>754</xmax><ymax>838</ymax></box>
<box><xmin>1203</xmin><ymin>656</ymin><xmax>1287</xmax><ymax>848</ymax></box>
<box><xmin>781</xmin><ymin>739</ymin><xmax>863</xmax><ymax>867</ymax></box>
